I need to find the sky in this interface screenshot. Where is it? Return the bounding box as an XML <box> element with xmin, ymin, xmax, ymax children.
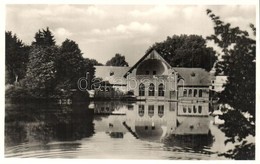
<box><xmin>6</xmin><ymin>4</ymin><xmax>256</xmax><ymax>66</ymax></box>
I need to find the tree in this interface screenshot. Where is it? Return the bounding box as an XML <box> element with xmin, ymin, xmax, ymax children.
<box><xmin>32</xmin><ymin>27</ymin><xmax>55</xmax><ymax>46</ymax></box>
<box><xmin>206</xmin><ymin>9</ymin><xmax>255</xmax><ymax>160</ymax></box>
<box><xmin>56</xmin><ymin>39</ymin><xmax>85</xmax><ymax>90</ymax></box>
<box><xmin>86</xmin><ymin>58</ymin><xmax>103</xmax><ymax>66</ymax></box>
<box><xmin>106</xmin><ymin>53</ymin><xmax>129</xmax><ymax>67</ymax></box>
<box><xmin>5</xmin><ymin>31</ymin><xmax>30</xmax><ymax>84</ymax></box>
<box><xmin>149</xmin><ymin>34</ymin><xmax>217</xmax><ymax>71</ymax></box>
<box><xmin>56</xmin><ymin>39</ymin><xmax>97</xmax><ymax>90</ymax></box>
<box><xmin>22</xmin><ymin>45</ymin><xmax>59</xmax><ymax>98</ymax></box>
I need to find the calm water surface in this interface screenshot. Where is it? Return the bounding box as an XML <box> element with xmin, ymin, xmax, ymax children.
<box><xmin>5</xmin><ymin>101</ymin><xmax>227</xmax><ymax>159</ymax></box>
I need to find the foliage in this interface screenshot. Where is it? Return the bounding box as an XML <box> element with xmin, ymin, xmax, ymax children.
<box><xmin>56</xmin><ymin>39</ymin><xmax>97</xmax><ymax>90</ymax></box>
<box><xmin>5</xmin><ymin>31</ymin><xmax>30</xmax><ymax>84</ymax></box>
<box><xmin>220</xmin><ymin>141</ymin><xmax>255</xmax><ymax>160</ymax></box>
<box><xmin>5</xmin><ymin>85</ymin><xmax>30</xmax><ymax>99</ymax></box>
<box><xmin>5</xmin><ymin>27</ymin><xmax>109</xmax><ymax>99</ymax></box>
<box><xmin>56</xmin><ymin>39</ymin><xmax>85</xmax><ymax>89</ymax></box>
<box><xmin>5</xmin><ymin>27</ymin><xmax>100</xmax><ymax>99</ymax></box>
<box><xmin>86</xmin><ymin>58</ymin><xmax>103</xmax><ymax>66</ymax></box>
<box><xmin>149</xmin><ymin>34</ymin><xmax>217</xmax><ymax>71</ymax></box>
<box><xmin>32</xmin><ymin>27</ymin><xmax>56</xmax><ymax>46</ymax></box>
<box><xmin>22</xmin><ymin>45</ymin><xmax>59</xmax><ymax>98</ymax></box>
<box><xmin>106</xmin><ymin>53</ymin><xmax>129</xmax><ymax>67</ymax></box>
<box><xmin>219</xmin><ymin>110</ymin><xmax>254</xmax><ymax>143</ymax></box>
<box><xmin>206</xmin><ymin>9</ymin><xmax>255</xmax><ymax>159</ymax></box>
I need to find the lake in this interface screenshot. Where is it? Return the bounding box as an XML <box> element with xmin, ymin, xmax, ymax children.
<box><xmin>5</xmin><ymin>101</ymin><xmax>228</xmax><ymax>159</ymax></box>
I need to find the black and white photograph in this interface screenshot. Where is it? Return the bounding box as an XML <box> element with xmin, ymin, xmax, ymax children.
<box><xmin>2</xmin><ymin>0</ymin><xmax>258</xmax><ymax>161</ymax></box>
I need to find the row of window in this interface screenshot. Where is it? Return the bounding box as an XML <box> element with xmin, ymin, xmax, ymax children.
<box><xmin>182</xmin><ymin>105</ymin><xmax>203</xmax><ymax>114</ymax></box>
<box><xmin>138</xmin><ymin>105</ymin><xmax>164</xmax><ymax>117</ymax></box>
<box><xmin>139</xmin><ymin>83</ymin><xmax>165</xmax><ymax>96</ymax></box>
<box><xmin>182</xmin><ymin>89</ymin><xmax>205</xmax><ymax>97</ymax></box>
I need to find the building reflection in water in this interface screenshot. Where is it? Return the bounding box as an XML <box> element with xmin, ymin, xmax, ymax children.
<box><xmin>93</xmin><ymin>100</ymin><xmax>213</xmax><ymax>149</ymax></box>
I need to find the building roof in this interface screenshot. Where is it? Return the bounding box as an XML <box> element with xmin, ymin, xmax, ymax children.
<box><xmin>94</xmin><ymin>55</ymin><xmax>211</xmax><ymax>87</ymax></box>
<box><xmin>173</xmin><ymin>67</ymin><xmax>211</xmax><ymax>86</ymax></box>
<box><xmin>173</xmin><ymin>117</ymin><xmax>210</xmax><ymax>135</ymax></box>
<box><xmin>123</xmin><ymin>49</ymin><xmax>171</xmax><ymax>77</ymax></box>
<box><xmin>94</xmin><ymin>66</ymin><xmax>131</xmax><ymax>85</ymax></box>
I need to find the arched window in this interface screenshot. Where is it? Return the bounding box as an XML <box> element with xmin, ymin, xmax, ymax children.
<box><xmin>193</xmin><ymin>106</ymin><xmax>197</xmax><ymax>113</ymax></box>
<box><xmin>138</xmin><ymin>105</ymin><xmax>144</xmax><ymax>117</ymax></box>
<box><xmin>183</xmin><ymin>106</ymin><xmax>187</xmax><ymax>113</ymax></box>
<box><xmin>158</xmin><ymin>105</ymin><xmax>164</xmax><ymax>117</ymax></box>
<box><xmin>148</xmin><ymin>83</ymin><xmax>155</xmax><ymax>96</ymax></box>
<box><xmin>199</xmin><ymin>89</ymin><xmax>203</xmax><ymax>97</ymax></box>
<box><xmin>158</xmin><ymin>83</ymin><xmax>165</xmax><ymax>96</ymax></box>
<box><xmin>188</xmin><ymin>106</ymin><xmax>192</xmax><ymax>113</ymax></box>
<box><xmin>198</xmin><ymin>106</ymin><xmax>202</xmax><ymax>113</ymax></box>
<box><xmin>194</xmin><ymin>89</ymin><xmax>197</xmax><ymax>97</ymax></box>
<box><xmin>188</xmin><ymin>89</ymin><xmax>192</xmax><ymax>97</ymax></box>
<box><xmin>148</xmin><ymin>105</ymin><xmax>154</xmax><ymax>117</ymax></box>
<box><xmin>139</xmin><ymin>83</ymin><xmax>145</xmax><ymax>96</ymax></box>
<box><xmin>183</xmin><ymin>89</ymin><xmax>187</xmax><ymax>97</ymax></box>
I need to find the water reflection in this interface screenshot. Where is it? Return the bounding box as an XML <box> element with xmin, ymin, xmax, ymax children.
<box><xmin>5</xmin><ymin>100</ymin><xmax>220</xmax><ymax>159</ymax></box>
<box><xmin>93</xmin><ymin>101</ymin><xmax>213</xmax><ymax>147</ymax></box>
<box><xmin>5</xmin><ymin>103</ymin><xmax>94</xmax><ymax>147</ymax></box>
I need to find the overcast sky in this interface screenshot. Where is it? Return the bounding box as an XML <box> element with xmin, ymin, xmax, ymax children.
<box><xmin>6</xmin><ymin>5</ymin><xmax>256</xmax><ymax>66</ymax></box>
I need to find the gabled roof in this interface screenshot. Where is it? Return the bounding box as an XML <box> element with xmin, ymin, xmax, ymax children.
<box><xmin>123</xmin><ymin>48</ymin><xmax>171</xmax><ymax>78</ymax></box>
<box><xmin>95</xmin><ymin>66</ymin><xmax>131</xmax><ymax>85</ymax></box>
<box><xmin>173</xmin><ymin>68</ymin><xmax>211</xmax><ymax>86</ymax></box>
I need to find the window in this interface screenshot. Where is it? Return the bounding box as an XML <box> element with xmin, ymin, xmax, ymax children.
<box><xmin>188</xmin><ymin>89</ymin><xmax>192</xmax><ymax>97</ymax></box>
<box><xmin>193</xmin><ymin>106</ymin><xmax>197</xmax><ymax>113</ymax></box>
<box><xmin>194</xmin><ymin>89</ymin><xmax>197</xmax><ymax>97</ymax></box>
<box><xmin>153</xmin><ymin>71</ymin><xmax>156</xmax><ymax>75</ymax></box>
<box><xmin>158</xmin><ymin>105</ymin><xmax>164</xmax><ymax>117</ymax></box>
<box><xmin>183</xmin><ymin>89</ymin><xmax>187</xmax><ymax>97</ymax></box>
<box><xmin>148</xmin><ymin>105</ymin><xmax>154</xmax><ymax>117</ymax></box>
<box><xmin>183</xmin><ymin>106</ymin><xmax>187</xmax><ymax>113</ymax></box>
<box><xmin>146</xmin><ymin>71</ymin><xmax>149</xmax><ymax>75</ymax></box>
<box><xmin>212</xmin><ymin>86</ymin><xmax>215</xmax><ymax>90</ymax></box>
<box><xmin>198</xmin><ymin>106</ymin><xmax>202</xmax><ymax>113</ymax></box>
<box><xmin>138</xmin><ymin>105</ymin><xmax>145</xmax><ymax>117</ymax></box>
<box><xmin>139</xmin><ymin>83</ymin><xmax>145</xmax><ymax>96</ymax></box>
<box><xmin>148</xmin><ymin>83</ymin><xmax>155</xmax><ymax>96</ymax></box>
<box><xmin>188</xmin><ymin>106</ymin><xmax>192</xmax><ymax>113</ymax></box>
<box><xmin>170</xmin><ymin>102</ymin><xmax>176</xmax><ymax>111</ymax></box>
<box><xmin>158</xmin><ymin>83</ymin><xmax>165</xmax><ymax>96</ymax></box>
<box><xmin>199</xmin><ymin>89</ymin><xmax>203</xmax><ymax>97</ymax></box>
